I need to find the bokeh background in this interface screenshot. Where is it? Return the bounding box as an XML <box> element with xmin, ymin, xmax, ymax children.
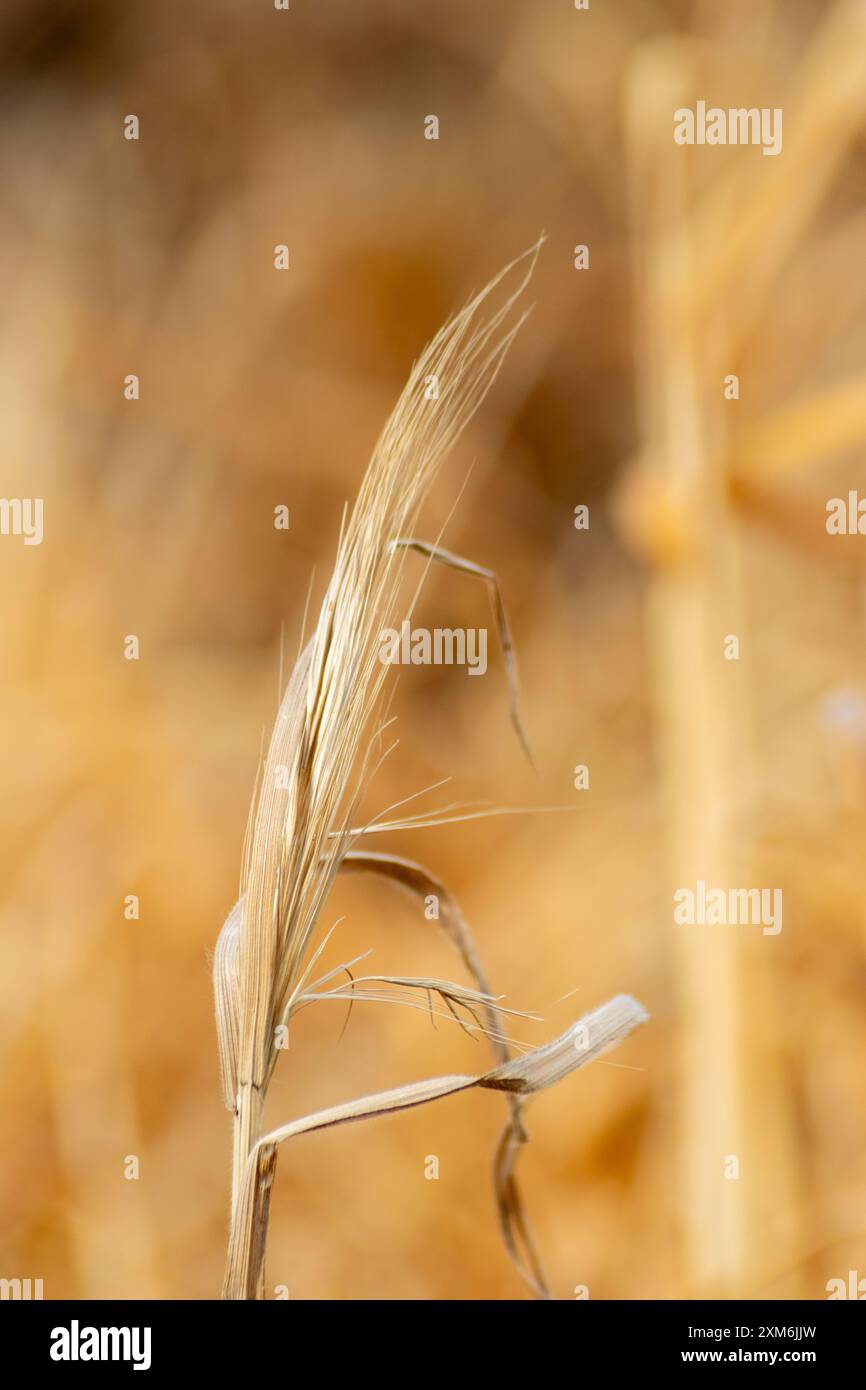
<box><xmin>2</xmin><ymin>0</ymin><xmax>866</xmax><ymax>1300</ymax></box>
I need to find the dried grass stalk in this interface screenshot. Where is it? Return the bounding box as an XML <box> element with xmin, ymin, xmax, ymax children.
<box><xmin>214</xmin><ymin>241</ymin><xmax>649</xmax><ymax>1299</ymax></box>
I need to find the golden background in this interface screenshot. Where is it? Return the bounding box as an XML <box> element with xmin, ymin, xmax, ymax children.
<box><xmin>2</xmin><ymin>0</ymin><xmax>866</xmax><ymax>1299</ymax></box>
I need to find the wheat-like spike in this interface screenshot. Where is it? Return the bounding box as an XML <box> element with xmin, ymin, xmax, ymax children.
<box><xmin>241</xmin><ymin>238</ymin><xmax>543</xmax><ymax>1093</ymax></box>
<box><xmin>215</xmin><ymin>238</ymin><xmax>546</xmax><ymax>1293</ymax></box>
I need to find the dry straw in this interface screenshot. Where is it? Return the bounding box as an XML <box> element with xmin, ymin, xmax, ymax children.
<box><xmin>213</xmin><ymin>240</ymin><xmax>648</xmax><ymax>1299</ymax></box>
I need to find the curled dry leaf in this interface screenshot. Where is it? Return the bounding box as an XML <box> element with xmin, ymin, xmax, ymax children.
<box><xmin>224</xmin><ymin>995</ymin><xmax>649</xmax><ymax>1299</ymax></box>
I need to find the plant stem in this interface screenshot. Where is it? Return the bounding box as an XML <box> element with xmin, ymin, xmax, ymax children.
<box><xmin>223</xmin><ymin>1081</ymin><xmax>269</xmax><ymax>1300</ymax></box>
